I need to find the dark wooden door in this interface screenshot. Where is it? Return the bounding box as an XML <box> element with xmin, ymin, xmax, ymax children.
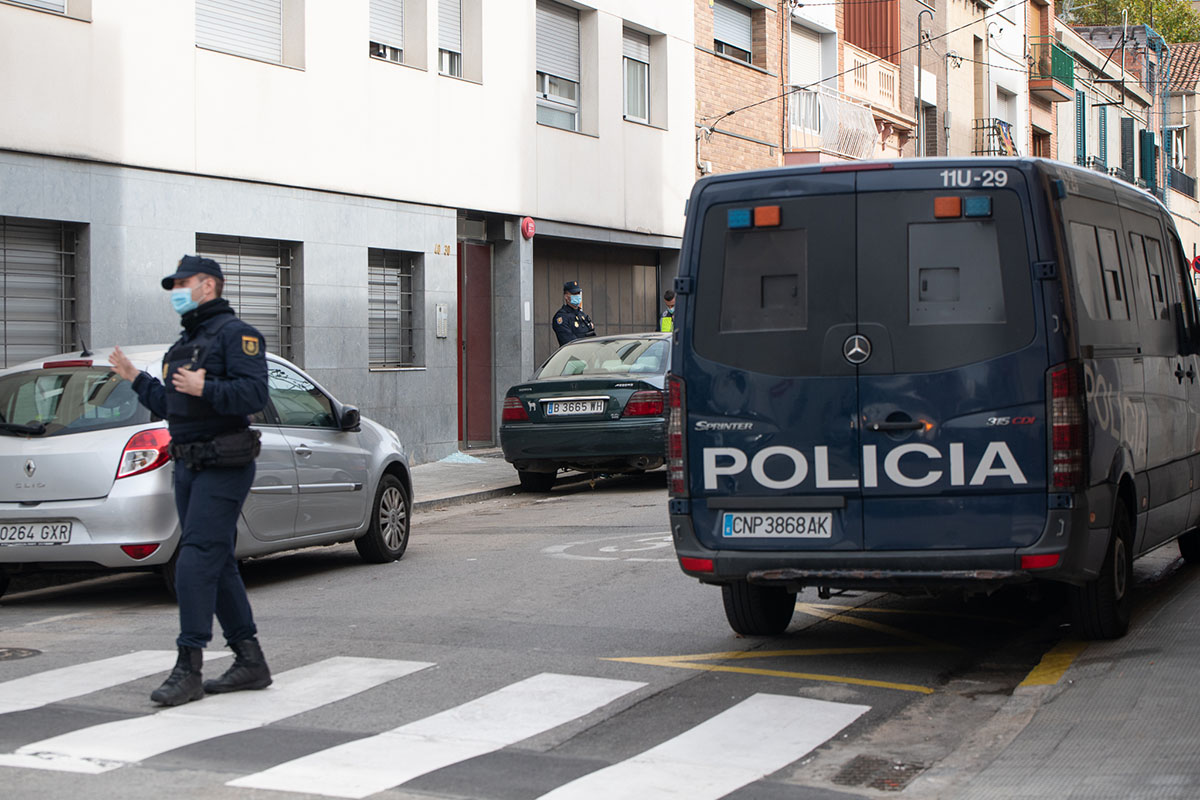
<box><xmin>458</xmin><ymin>243</ymin><xmax>493</xmax><ymax>446</ymax></box>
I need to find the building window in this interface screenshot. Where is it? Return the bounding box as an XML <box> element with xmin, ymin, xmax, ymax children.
<box><xmin>368</xmin><ymin>249</ymin><xmax>419</xmax><ymax>368</ymax></box>
<box><xmin>623</xmin><ymin>28</ymin><xmax>650</xmax><ymax>122</ymax></box>
<box><xmin>1171</xmin><ymin>127</ymin><xmax>1186</xmax><ymax>170</ymax></box>
<box><xmin>196</xmin><ymin>234</ymin><xmax>295</xmax><ymax>362</ymax></box>
<box><xmin>789</xmin><ymin>22</ymin><xmax>822</xmax><ymax>88</ymax></box>
<box><xmin>370</xmin><ymin>0</ymin><xmax>405</xmax><ymax>64</ymax></box>
<box><xmin>9</xmin><ymin>1</ymin><xmax>65</xmax><ymax>13</ymax></box>
<box><xmin>1075</xmin><ymin>90</ymin><xmax>1087</xmax><ymax>166</ymax></box>
<box><xmin>438</xmin><ymin>0</ymin><xmax>462</xmax><ymax>76</ymax></box>
<box><xmin>197</xmin><ymin>0</ymin><xmax>301</xmax><ymax>67</ymax></box>
<box><xmin>0</xmin><ymin>217</ymin><xmax>76</xmax><ymax>368</ymax></box>
<box><xmin>713</xmin><ymin>0</ymin><xmax>752</xmax><ymax>63</ymax></box>
<box><xmin>536</xmin><ymin>0</ymin><xmax>580</xmax><ymax>131</ymax></box>
<box><xmin>1096</xmin><ymin>105</ymin><xmax>1107</xmax><ymax>167</ymax></box>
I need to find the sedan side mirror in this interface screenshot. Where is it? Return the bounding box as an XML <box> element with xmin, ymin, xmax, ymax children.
<box><xmin>339</xmin><ymin>405</ymin><xmax>361</xmax><ymax>431</ymax></box>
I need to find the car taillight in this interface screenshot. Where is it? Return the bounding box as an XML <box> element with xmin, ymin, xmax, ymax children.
<box><xmin>502</xmin><ymin>397</ymin><xmax>529</xmax><ymax>422</ymax></box>
<box><xmin>667</xmin><ymin>374</ymin><xmax>687</xmax><ymax>497</ymax></box>
<box><xmin>623</xmin><ymin>390</ymin><xmax>664</xmax><ymax>417</ymax></box>
<box><xmin>117</xmin><ymin>429</ymin><xmax>172</xmax><ymax>479</ymax></box>
<box><xmin>1049</xmin><ymin>364</ymin><xmax>1084</xmax><ymax>492</ymax></box>
<box><xmin>121</xmin><ymin>543</ymin><xmax>161</xmax><ymax>560</ymax></box>
<box><xmin>43</xmin><ymin>359</ymin><xmax>93</xmax><ymax>368</ymax></box>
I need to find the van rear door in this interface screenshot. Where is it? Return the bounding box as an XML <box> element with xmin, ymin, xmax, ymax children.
<box><xmin>853</xmin><ymin>167</ymin><xmax>1047</xmax><ymax>551</ymax></box>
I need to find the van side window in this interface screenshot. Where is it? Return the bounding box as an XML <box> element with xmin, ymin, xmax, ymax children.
<box><xmin>1142</xmin><ymin>236</ymin><xmax>1169</xmax><ymax>320</ymax></box>
<box><xmin>1069</xmin><ymin>222</ymin><xmax>1129</xmax><ymax>321</ymax></box>
<box><xmin>1096</xmin><ymin>228</ymin><xmax>1130</xmax><ymax>321</ymax></box>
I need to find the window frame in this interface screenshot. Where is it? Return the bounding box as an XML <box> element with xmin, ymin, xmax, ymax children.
<box><xmin>536</xmin><ymin>71</ymin><xmax>580</xmax><ymax>131</ymax></box>
<box><xmin>368</xmin><ymin>248</ymin><xmax>420</xmax><ymax>369</ymax></box>
<box><xmin>195</xmin><ymin>233</ymin><xmax>296</xmax><ymax>363</ymax></box>
<box><xmin>623</xmin><ymin>55</ymin><xmax>649</xmax><ymax>123</ymax></box>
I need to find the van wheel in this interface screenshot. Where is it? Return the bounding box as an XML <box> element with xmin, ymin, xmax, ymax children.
<box><xmin>1069</xmin><ymin>504</ymin><xmax>1133</xmax><ymax>639</ymax></box>
<box><xmin>356</xmin><ymin>475</ymin><xmax>411</xmax><ymax>563</ymax></box>
<box><xmin>518</xmin><ymin>470</ymin><xmax>556</xmax><ymax>493</ymax></box>
<box><xmin>1179</xmin><ymin>529</ymin><xmax>1200</xmax><ymax>564</ymax></box>
<box><xmin>722</xmin><ymin>581</ymin><xmax>796</xmax><ymax>636</ymax></box>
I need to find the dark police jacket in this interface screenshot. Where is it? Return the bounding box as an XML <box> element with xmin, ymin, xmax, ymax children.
<box><xmin>552</xmin><ymin>303</ymin><xmax>596</xmax><ymax>346</ymax></box>
<box><xmin>132</xmin><ymin>299</ymin><xmax>269</xmax><ymax>444</ymax></box>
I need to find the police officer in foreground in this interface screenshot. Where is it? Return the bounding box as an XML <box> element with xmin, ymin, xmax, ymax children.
<box><xmin>552</xmin><ymin>280</ymin><xmax>596</xmax><ymax>346</ymax></box>
<box><xmin>660</xmin><ymin>289</ymin><xmax>676</xmax><ymax>332</ymax></box>
<box><xmin>109</xmin><ymin>255</ymin><xmax>271</xmax><ymax>706</ymax></box>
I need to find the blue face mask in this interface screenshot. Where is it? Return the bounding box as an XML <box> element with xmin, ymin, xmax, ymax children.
<box><xmin>170</xmin><ymin>287</ymin><xmax>199</xmax><ymax>315</ymax></box>
<box><xmin>569</xmin><ymin>293</ymin><xmax>582</xmax><ymax>306</ymax></box>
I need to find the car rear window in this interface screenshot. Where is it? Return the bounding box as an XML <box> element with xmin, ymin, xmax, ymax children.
<box><xmin>0</xmin><ymin>367</ymin><xmax>151</xmax><ymax>437</ymax></box>
<box><xmin>538</xmin><ymin>339</ymin><xmax>668</xmax><ymax>377</ymax></box>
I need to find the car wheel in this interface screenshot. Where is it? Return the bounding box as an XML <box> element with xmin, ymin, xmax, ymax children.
<box><xmin>1179</xmin><ymin>528</ymin><xmax>1200</xmax><ymax>564</ymax></box>
<box><xmin>355</xmin><ymin>474</ymin><xmax>411</xmax><ymax>564</ymax></box>
<box><xmin>1070</xmin><ymin>502</ymin><xmax>1133</xmax><ymax>640</ymax></box>
<box><xmin>161</xmin><ymin>548</ymin><xmax>179</xmax><ymax>601</ymax></box>
<box><xmin>518</xmin><ymin>470</ymin><xmax>557</xmax><ymax>493</ymax></box>
<box><xmin>722</xmin><ymin>580</ymin><xmax>796</xmax><ymax>636</ymax></box>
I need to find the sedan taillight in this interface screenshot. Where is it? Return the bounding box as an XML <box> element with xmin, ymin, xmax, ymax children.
<box><xmin>502</xmin><ymin>397</ymin><xmax>529</xmax><ymax>422</ymax></box>
<box><xmin>117</xmin><ymin>429</ymin><xmax>172</xmax><ymax>479</ymax></box>
<box><xmin>622</xmin><ymin>390</ymin><xmax>664</xmax><ymax>417</ymax></box>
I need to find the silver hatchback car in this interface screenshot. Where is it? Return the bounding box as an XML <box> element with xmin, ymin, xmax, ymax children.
<box><xmin>0</xmin><ymin>346</ymin><xmax>412</xmax><ymax>598</ymax></box>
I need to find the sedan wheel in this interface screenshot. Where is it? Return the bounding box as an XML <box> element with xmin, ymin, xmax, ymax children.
<box><xmin>356</xmin><ymin>474</ymin><xmax>411</xmax><ymax>563</ymax></box>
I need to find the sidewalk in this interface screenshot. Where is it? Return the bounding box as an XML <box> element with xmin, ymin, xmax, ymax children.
<box><xmin>914</xmin><ymin>552</ymin><xmax>1200</xmax><ymax>799</ymax></box>
<box><xmin>408</xmin><ymin>448</ymin><xmax>523</xmax><ymax>512</ymax></box>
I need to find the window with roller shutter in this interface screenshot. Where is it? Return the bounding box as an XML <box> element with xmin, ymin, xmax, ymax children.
<box><xmin>196</xmin><ymin>0</ymin><xmax>284</xmax><ymax>64</ymax></box>
<box><xmin>713</xmin><ymin>0</ymin><xmax>752</xmax><ymax>64</ymax></box>
<box><xmin>439</xmin><ymin>0</ymin><xmax>462</xmax><ymax>77</ymax></box>
<box><xmin>0</xmin><ymin>217</ymin><xmax>77</xmax><ymax>369</ymax></box>
<box><xmin>789</xmin><ymin>23</ymin><xmax>821</xmax><ymax>88</ymax></box>
<box><xmin>623</xmin><ymin>27</ymin><xmax>650</xmax><ymax>122</ymax></box>
<box><xmin>195</xmin><ymin>234</ymin><xmax>295</xmax><ymax>363</ymax></box>
<box><xmin>536</xmin><ymin>0</ymin><xmax>580</xmax><ymax>131</ymax></box>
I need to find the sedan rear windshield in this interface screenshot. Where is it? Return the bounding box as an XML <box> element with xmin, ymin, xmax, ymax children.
<box><xmin>0</xmin><ymin>367</ymin><xmax>151</xmax><ymax>437</ymax></box>
<box><xmin>538</xmin><ymin>339</ymin><xmax>668</xmax><ymax>378</ymax></box>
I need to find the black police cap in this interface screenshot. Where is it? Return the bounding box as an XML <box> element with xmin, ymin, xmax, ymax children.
<box><xmin>563</xmin><ymin>280</ymin><xmax>581</xmax><ymax>293</ymax></box>
<box><xmin>161</xmin><ymin>255</ymin><xmax>224</xmax><ymax>290</ymax></box>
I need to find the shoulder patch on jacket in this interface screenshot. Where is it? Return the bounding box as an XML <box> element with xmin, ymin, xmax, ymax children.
<box><xmin>241</xmin><ymin>335</ymin><xmax>261</xmax><ymax>356</ymax></box>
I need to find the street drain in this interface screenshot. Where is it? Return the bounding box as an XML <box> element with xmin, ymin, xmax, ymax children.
<box><xmin>0</xmin><ymin>648</ymin><xmax>41</xmax><ymax>661</ymax></box>
<box><xmin>832</xmin><ymin>754</ymin><xmax>926</xmax><ymax>792</ymax></box>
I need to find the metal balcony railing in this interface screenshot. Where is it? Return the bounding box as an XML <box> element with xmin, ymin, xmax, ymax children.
<box><xmin>1169</xmin><ymin>167</ymin><xmax>1197</xmax><ymax>199</ymax></box>
<box><xmin>787</xmin><ymin>85</ymin><xmax>879</xmax><ymax>161</ymax></box>
<box><xmin>972</xmin><ymin>118</ymin><xmax>1018</xmax><ymax>156</ymax></box>
<box><xmin>1028</xmin><ymin>37</ymin><xmax>1074</xmax><ymax>90</ymax></box>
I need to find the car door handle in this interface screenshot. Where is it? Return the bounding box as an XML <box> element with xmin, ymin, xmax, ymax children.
<box><xmin>867</xmin><ymin>420</ymin><xmax>925</xmax><ymax>432</ymax></box>
<box><xmin>294</xmin><ymin>445</ymin><xmax>312</xmax><ymax>457</ymax></box>
<box><xmin>1189</xmin><ymin>366</ymin><xmax>1197</xmax><ymax>383</ymax></box>
<box><xmin>1176</xmin><ymin>364</ymin><xmax>1188</xmax><ymax>383</ymax></box>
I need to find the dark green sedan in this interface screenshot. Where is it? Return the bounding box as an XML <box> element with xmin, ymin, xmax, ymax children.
<box><xmin>500</xmin><ymin>332</ymin><xmax>670</xmax><ymax>492</ymax></box>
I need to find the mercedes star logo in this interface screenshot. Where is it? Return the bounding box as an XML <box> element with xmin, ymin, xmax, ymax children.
<box><xmin>843</xmin><ymin>334</ymin><xmax>872</xmax><ymax>365</ymax></box>
<box><xmin>23</xmin><ymin>459</ymin><xmax>36</xmax><ymax>478</ymax></box>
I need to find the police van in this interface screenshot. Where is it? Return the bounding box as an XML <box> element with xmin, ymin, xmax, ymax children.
<box><xmin>667</xmin><ymin>157</ymin><xmax>1200</xmax><ymax>639</ymax></box>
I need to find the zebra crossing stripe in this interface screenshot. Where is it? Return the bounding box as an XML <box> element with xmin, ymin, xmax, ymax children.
<box><xmin>228</xmin><ymin>672</ymin><xmax>646</xmax><ymax>799</ymax></box>
<box><xmin>536</xmin><ymin>693</ymin><xmax>870</xmax><ymax>800</ymax></box>
<box><xmin>0</xmin><ymin>656</ymin><xmax>432</xmax><ymax>774</ymax></box>
<box><xmin>0</xmin><ymin>650</ymin><xmax>229</xmax><ymax>716</ymax></box>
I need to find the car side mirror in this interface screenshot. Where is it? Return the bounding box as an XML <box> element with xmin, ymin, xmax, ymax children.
<box><xmin>339</xmin><ymin>406</ymin><xmax>361</xmax><ymax>431</ymax></box>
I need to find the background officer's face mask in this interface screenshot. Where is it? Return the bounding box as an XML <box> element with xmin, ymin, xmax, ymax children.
<box><xmin>569</xmin><ymin>293</ymin><xmax>582</xmax><ymax>307</ymax></box>
<box><xmin>171</xmin><ymin>286</ymin><xmax>200</xmax><ymax>315</ymax></box>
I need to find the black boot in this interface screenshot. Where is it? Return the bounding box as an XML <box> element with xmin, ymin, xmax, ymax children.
<box><xmin>203</xmin><ymin>637</ymin><xmax>272</xmax><ymax>694</ymax></box>
<box><xmin>150</xmin><ymin>646</ymin><xmax>204</xmax><ymax>706</ymax></box>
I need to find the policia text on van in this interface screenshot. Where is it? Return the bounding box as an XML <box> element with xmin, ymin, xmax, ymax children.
<box><xmin>666</xmin><ymin>157</ymin><xmax>1200</xmax><ymax>640</ymax></box>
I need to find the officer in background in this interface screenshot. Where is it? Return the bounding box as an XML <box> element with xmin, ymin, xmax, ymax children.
<box><xmin>553</xmin><ymin>280</ymin><xmax>596</xmax><ymax>346</ymax></box>
<box><xmin>660</xmin><ymin>289</ymin><xmax>676</xmax><ymax>333</ymax></box>
<box><xmin>109</xmin><ymin>255</ymin><xmax>271</xmax><ymax>707</ymax></box>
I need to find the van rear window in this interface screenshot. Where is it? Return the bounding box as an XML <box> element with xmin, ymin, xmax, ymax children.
<box><xmin>720</xmin><ymin>229</ymin><xmax>809</xmax><ymax>332</ymax></box>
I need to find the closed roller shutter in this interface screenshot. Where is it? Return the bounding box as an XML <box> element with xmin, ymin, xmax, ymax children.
<box><xmin>439</xmin><ymin>0</ymin><xmax>461</xmax><ymax>53</ymax></box>
<box><xmin>371</xmin><ymin>0</ymin><xmax>404</xmax><ymax>52</ymax></box>
<box><xmin>196</xmin><ymin>235</ymin><xmax>293</xmax><ymax>360</ymax></box>
<box><xmin>17</xmin><ymin>1</ymin><xmax>66</xmax><ymax>12</ymax></box>
<box><xmin>623</xmin><ymin>28</ymin><xmax>650</xmax><ymax>63</ymax></box>
<box><xmin>789</xmin><ymin>23</ymin><xmax>821</xmax><ymax>86</ymax></box>
<box><xmin>196</xmin><ymin>0</ymin><xmax>283</xmax><ymax>64</ymax></box>
<box><xmin>1121</xmin><ymin>117</ymin><xmax>1135</xmax><ymax>178</ymax></box>
<box><xmin>713</xmin><ymin>0</ymin><xmax>752</xmax><ymax>53</ymax></box>
<box><xmin>0</xmin><ymin>218</ymin><xmax>75</xmax><ymax>368</ymax></box>
<box><xmin>368</xmin><ymin>249</ymin><xmax>416</xmax><ymax>368</ymax></box>
<box><xmin>536</xmin><ymin>0</ymin><xmax>579</xmax><ymax>81</ymax></box>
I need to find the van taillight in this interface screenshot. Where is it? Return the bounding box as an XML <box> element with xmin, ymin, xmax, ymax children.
<box><xmin>117</xmin><ymin>429</ymin><xmax>172</xmax><ymax>479</ymax></box>
<box><xmin>623</xmin><ymin>390</ymin><xmax>664</xmax><ymax>417</ymax></box>
<box><xmin>667</xmin><ymin>374</ymin><xmax>687</xmax><ymax>496</ymax></box>
<box><xmin>502</xmin><ymin>397</ymin><xmax>529</xmax><ymax>422</ymax></box>
<box><xmin>1049</xmin><ymin>365</ymin><xmax>1084</xmax><ymax>491</ymax></box>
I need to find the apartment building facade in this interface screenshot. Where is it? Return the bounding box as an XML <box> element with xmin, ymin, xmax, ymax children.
<box><xmin>0</xmin><ymin>0</ymin><xmax>695</xmax><ymax>461</ymax></box>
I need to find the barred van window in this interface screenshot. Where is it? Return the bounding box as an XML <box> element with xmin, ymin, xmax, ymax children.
<box><xmin>368</xmin><ymin>248</ymin><xmax>418</xmax><ymax>368</ymax></box>
<box><xmin>0</xmin><ymin>217</ymin><xmax>76</xmax><ymax>369</ymax></box>
<box><xmin>196</xmin><ymin>234</ymin><xmax>294</xmax><ymax>361</ymax></box>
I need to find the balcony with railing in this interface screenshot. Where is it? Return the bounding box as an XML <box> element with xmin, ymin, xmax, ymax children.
<box><xmin>972</xmin><ymin>118</ymin><xmax>1019</xmax><ymax>156</ymax></box>
<box><xmin>786</xmin><ymin>85</ymin><xmax>879</xmax><ymax>161</ymax></box>
<box><xmin>1169</xmin><ymin>167</ymin><xmax>1197</xmax><ymax>199</ymax></box>
<box><xmin>841</xmin><ymin>41</ymin><xmax>905</xmax><ymax>120</ymax></box>
<box><xmin>1029</xmin><ymin>37</ymin><xmax>1074</xmax><ymax>102</ymax></box>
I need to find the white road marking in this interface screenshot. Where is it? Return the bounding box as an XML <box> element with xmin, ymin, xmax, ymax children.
<box><xmin>542</xmin><ymin>531</ymin><xmax>675</xmax><ymax>562</ymax></box>
<box><xmin>0</xmin><ymin>657</ymin><xmax>431</xmax><ymax>774</ymax></box>
<box><xmin>536</xmin><ymin>693</ymin><xmax>870</xmax><ymax>800</ymax></box>
<box><xmin>0</xmin><ymin>650</ymin><xmax>228</xmax><ymax>715</ymax></box>
<box><xmin>229</xmin><ymin>672</ymin><xmax>646</xmax><ymax>799</ymax></box>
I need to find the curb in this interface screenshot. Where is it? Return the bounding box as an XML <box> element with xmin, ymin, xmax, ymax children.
<box><xmin>412</xmin><ymin>485</ymin><xmax>521</xmax><ymax>513</ymax></box>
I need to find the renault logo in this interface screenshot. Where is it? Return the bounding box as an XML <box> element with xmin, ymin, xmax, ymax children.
<box><xmin>24</xmin><ymin>459</ymin><xmax>36</xmax><ymax>478</ymax></box>
<box><xmin>843</xmin><ymin>334</ymin><xmax>872</xmax><ymax>365</ymax></box>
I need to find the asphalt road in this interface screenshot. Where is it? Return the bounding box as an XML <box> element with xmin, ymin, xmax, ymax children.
<box><xmin>0</xmin><ymin>472</ymin><xmax>1184</xmax><ymax>799</ymax></box>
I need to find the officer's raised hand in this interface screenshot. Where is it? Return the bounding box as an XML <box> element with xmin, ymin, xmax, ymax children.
<box><xmin>108</xmin><ymin>346</ymin><xmax>139</xmax><ymax>383</ymax></box>
<box><xmin>172</xmin><ymin>365</ymin><xmax>206</xmax><ymax>397</ymax></box>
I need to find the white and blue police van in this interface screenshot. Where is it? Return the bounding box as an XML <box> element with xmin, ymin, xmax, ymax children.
<box><xmin>667</xmin><ymin>157</ymin><xmax>1200</xmax><ymax>639</ymax></box>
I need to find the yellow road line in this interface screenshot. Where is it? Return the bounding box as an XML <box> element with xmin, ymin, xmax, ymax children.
<box><xmin>605</xmin><ymin>655</ymin><xmax>935</xmax><ymax>694</ymax></box>
<box><xmin>795</xmin><ymin>603</ymin><xmax>959</xmax><ymax>649</ymax></box>
<box><xmin>1019</xmin><ymin>640</ymin><xmax>1088</xmax><ymax>687</ymax></box>
<box><xmin>610</xmin><ymin>646</ymin><xmax>937</xmax><ymax>664</ymax></box>
<box><xmin>801</xmin><ymin>602</ymin><xmax>1019</xmax><ymax>626</ymax></box>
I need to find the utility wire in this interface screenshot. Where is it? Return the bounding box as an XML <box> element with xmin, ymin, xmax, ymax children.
<box><xmin>699</xmin><ymin>0</ymin><xmax>1029</xmax><ymax>130</ymax></box>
